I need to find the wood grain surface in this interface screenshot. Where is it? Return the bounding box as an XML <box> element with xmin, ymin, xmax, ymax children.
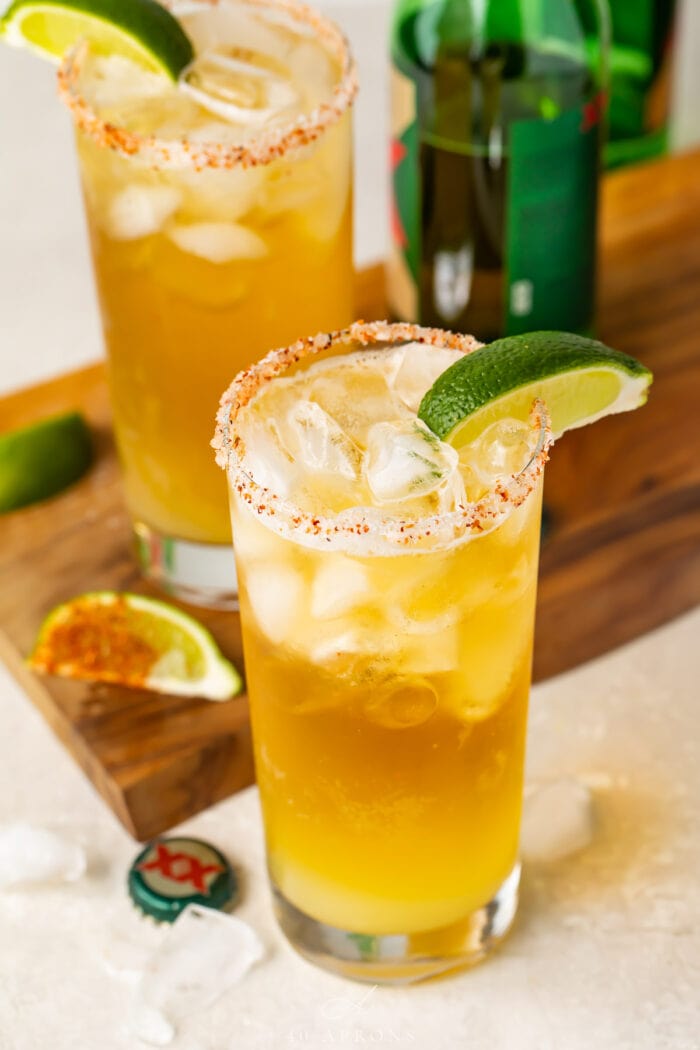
<box><xmin>1</xmin><ymin>150</ymin><xmax>699</xmax><ymax>840</ymax></box>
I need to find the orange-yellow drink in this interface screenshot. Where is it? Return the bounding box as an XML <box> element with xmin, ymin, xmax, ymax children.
<box><xmin>59</xmin><ymin>0</ymin><xmax>356</xmax><ymax>605</ymax></box>
<box><xmin>214</xmin><ymin>322</ymin><xmax>550</xmax><ymax>982</ymax></box>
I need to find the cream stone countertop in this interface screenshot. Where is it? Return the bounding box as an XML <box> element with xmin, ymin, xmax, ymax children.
<box><xmin>0</xmin><ymin>607</ymin><xmax>698</xmax><ymax>1050</ymax></box>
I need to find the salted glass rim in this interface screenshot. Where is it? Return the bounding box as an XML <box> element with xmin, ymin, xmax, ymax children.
<box><xmin>212</xmin><ymin>321</ymin><xmax>553</xmax><ymax>555</ymax></box>
<box><xmin>57</xmin><ymin>0</ymin><xmax>358</xmax><ymax>171</ymax></box>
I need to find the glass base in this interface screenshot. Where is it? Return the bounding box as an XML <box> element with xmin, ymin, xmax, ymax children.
<box><xmin>271</xmin><ymin>863</ymin><xmax>520</xmax><ymax>985</ymax></box>
<box><xmin>133</xmin><ymin>522</ymin><xmax>238</xmax><ymax>610</ymax></box>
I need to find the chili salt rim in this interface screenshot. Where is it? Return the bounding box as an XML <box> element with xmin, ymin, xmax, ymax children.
<box><xmin>212</xmin><ymin>321</ymin><xmax>553</xmax><ymax>555</ymax></box>
<box><xmin>57</xmin><ymin>0</ymin><xmax>358</xmax><ymax>171</ymax></box>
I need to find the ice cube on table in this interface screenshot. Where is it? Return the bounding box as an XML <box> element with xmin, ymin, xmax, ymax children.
<box><xmin>388</xmin><ymin>344</ymin><xmax>464</xmax><ymax>412</ymax></box>
<box><xmin>168</xmin><ymin>222</ymin><xmax>268</xmax><ymax>263</ymax></box>
<box><xmin>106</xmin><ymin>186</ymin><xmax>181</xmax><ymax>241</ymax></box>
<box><xmin>129</xmin><ymin>905</ymin><xmax>264</xmax><ymax>1047</ymax></box>
<box><xmin>281</xmin><ymin>400</ymin><xmax>361</xmax><ymax>480</ymax></box>
<box><xmin>521</xmin><ymin>778</ymin><xmax>595</xmax><ymax>863</ymax></box>
<box><xmin>0</xmin><ymin>822</ymin><xmax>86</xmax><ymax>889</ymax></box>
<box><xmin>130</xmin><ymin>1004</ymin><xmax>175</xmax><ymax>1048</ymax></box>
<box><xmin>99</xmin><ymin>928</ymin><xmax>153</xmax><ymax>986</ymax></box>
<box><xmin>311</xmin><ymin>557</ymin><xmax>370</xmax><ymax>620</ymax></box>
<box><xmin>244</xmin><ymin>564</ymin><xmax>304</xmax><ymax>645</ymax></box>
<box><xmin>364</xmin><ymin>419</ymin><xmax>459</xmax><ymax>503</ymax></box>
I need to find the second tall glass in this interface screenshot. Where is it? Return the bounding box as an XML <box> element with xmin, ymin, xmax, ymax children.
<box><xmin>58</xmin><ymin>0</ymin><xmax>357</xmax><ymax>606</ymax></box>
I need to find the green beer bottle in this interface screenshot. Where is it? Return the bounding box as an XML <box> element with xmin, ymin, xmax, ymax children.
<box><xmin>388</xmin><ymin>0</ymin><xmax>610</xmax><ymax>340</ymax></box>
<box><xmin>606</xmin><ymin>0</ymin><xmax>677</xmax><ymax>169</ymax></box>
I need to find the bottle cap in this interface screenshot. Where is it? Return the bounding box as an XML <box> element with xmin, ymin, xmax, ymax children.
<box><xmin>128</xmin><ymin>836</ymin><xmax>237</xmax><ymax>923</ymax></box>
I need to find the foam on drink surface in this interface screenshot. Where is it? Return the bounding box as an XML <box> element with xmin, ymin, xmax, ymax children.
<box><xmin>239</xmin><ymin>344</ymin><xmax>539</xmax><ymax>520</ymax></box>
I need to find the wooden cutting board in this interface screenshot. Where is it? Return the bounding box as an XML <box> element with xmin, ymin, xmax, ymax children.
<box><xmin>2</xmin><ymin>150</ymin><xmax>700</xmax><ymax>842</ymax></box>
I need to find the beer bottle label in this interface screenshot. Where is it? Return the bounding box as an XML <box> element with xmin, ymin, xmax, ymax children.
<box><xmin>505</xmin><ymin>93</ymin><xmax>604</xmax><ymax>334</ymax></box>
<box><xmin>388</xmin><ymin>65</ymin><xmax>421</xmax><ymax>322</ymax></box>
<box><xmin>389</xmin><ymin>61</ymin><xmax>603</xmax><ymax>336</ymax></box>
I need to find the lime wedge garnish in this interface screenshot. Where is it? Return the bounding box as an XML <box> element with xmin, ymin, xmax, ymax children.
<box><xmin>0</xmin><ymin>410</ymin><xmax>93</xmax><ymax>513</ymax></box>
<box><xmin>28</xmin><ymin>592</ymin><xmax>243</xmax><ymax>700</ymax></box>
<box><xmin>418</xmin><ymin>331</ymin><xmax>653</xmax><ymax>447</ymax></box>
<box><xmin>0</xmin><ymin>0</ymin><xmax>194</xmax><ymax>79</ymax></box>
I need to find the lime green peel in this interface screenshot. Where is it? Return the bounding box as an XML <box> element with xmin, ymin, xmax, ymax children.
<box><xmin>0</xmin><ymin>410</ymin><xmax>93</xmax><ymax>513</ymax></box>
<box><xmin>418</xmin><ymin>331</ymin><xmax>653</xmax><ymax>449</ymax></box>
<box><xmin>0</xmin><ymin>0</ymin><xmax>194</xmax><ymax>79</ymax></box>
<box><xmin>29</xmin><ymin>591</ymin><xmax>243</xmax><ymax>700</ymax></box>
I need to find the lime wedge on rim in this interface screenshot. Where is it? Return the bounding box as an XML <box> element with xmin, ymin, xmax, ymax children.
<box><xmin>0</xmin><ymin>0</ymin><xmax>194</xmax><ymax>79</ymax></box>
<box><xmin>0</xmin><ymin>410</ymin><xmax>93</xmax><ymax>513</ymax></box>
<box><xmin>418</xmin><ymin>332</ymin><xmax>653</xmax><ymax>447</ymax></box>
<box><xmin>28</xmin><ymin>591</ymin><xmax>242</xmax><ymax>701</ymax></box>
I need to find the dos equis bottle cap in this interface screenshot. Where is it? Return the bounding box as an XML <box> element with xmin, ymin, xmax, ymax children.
<box><xmin>128</xmin><ymin>837</ymin><xmax>238</xmax><ymax>923</ymax></box>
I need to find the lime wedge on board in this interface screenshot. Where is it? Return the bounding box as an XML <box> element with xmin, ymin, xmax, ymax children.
<box><xmin>0</xmin><ymin>410</ymin><xmax>93</xmax><ymax>512</ymax></box>
<box><xmin>29</xmin><ymin>591</ymin><xmax>242</xmax><ymax>700</ymax></box>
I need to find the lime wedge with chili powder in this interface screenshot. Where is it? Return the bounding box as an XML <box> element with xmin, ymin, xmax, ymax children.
<box><xmin>28</xmin><ymin>592</ymin><xmax>242</xmax><ymax>701</ymax></box>
<box><xmin>418</xmin><ymin>331</ymin><xmax>652</xmax><ymax>448</ymax></box>
<box><xmin>0</xmin><ymin>0</ymin><xmax>194</xmax><ymax>80</ymax></box>
<box><xmin>0</xmin><ymin>410</ymin><xmax>93</xmax><ymax>513</ymax></box>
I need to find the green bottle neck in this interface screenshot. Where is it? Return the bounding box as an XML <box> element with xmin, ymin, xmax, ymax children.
<box><xmin>393</xmin><ymin>0</ymin><xmax>609</xmax><ymax>77</ymax></box>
